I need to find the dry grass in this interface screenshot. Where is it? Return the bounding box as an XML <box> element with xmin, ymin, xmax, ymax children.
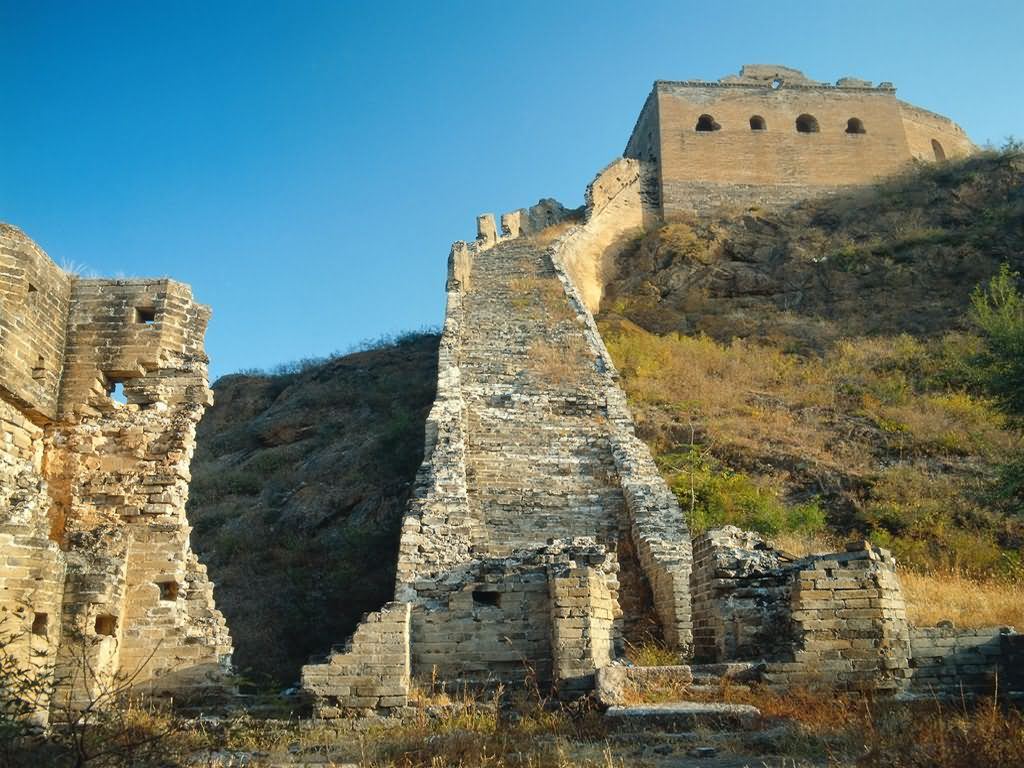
<box><xmin>528</xmin><ymin>219</ymin><xmax>578</xmax><ymax>245</ymax></box>
<box><xmin>901</xmin><ymin>569</ymin><xmax>1024</xmax><ymax>629</ymax></box>
<box><xmin>622</xmin><ymin>640</ymin><xmax>684</xmax><ymax>667</ymax></box>
<box><xmin>527</xmin><ymin>338</ymin><xmax>591</xmax><ymax>388</ymax></box>
<box><xmin>600</xmin><ymin>320</ymin><xmax>1023</xmax><ymax>576</ymax></box>
<box><xmin>620</xmin><ymin>676</ymin><xmax>1024</xmax><ymax>768</ymax></box>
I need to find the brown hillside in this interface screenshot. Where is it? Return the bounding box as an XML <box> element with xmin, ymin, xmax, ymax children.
<box><xmin>187</xmin><ymin>333</ymin><xmax>439</xmax><ymax>685</ymax></box>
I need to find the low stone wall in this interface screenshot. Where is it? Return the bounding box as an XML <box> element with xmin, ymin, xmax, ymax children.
<box><xmin>765</xmin><ymin>543</ymin><xmax>911</xmax><ymax>692</ymax></box>
<box><xmin>301</xmin><ymin>602</ymin><xmax>411</xmax><ymax>718</ymax></box>
<box><xmin>909</xmin><ymin>626</ymin><xmax>1016</xmax><ymax>696</ymax></box>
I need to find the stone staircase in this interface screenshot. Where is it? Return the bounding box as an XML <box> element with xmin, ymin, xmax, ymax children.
<box><xmin>459</xmin><ymin>238</ymin><xmax>626</xmax><ymax>555</ymax></box>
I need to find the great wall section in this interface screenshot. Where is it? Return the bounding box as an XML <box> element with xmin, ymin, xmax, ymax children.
<box><xmin>2</xmin><ymin>65</ymin><xmax>1021</xmax><ymax>727</ymax></box>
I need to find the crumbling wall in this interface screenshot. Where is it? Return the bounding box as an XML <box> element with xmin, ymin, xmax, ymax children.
<box><xmin>302</xmin><ymin>602</ymin><xmax>411</xmax><ymax>718</ymax></box>
<box><xmin>0</xmin><ymin>225</ymin><xmax>72</xmax><ymax>420</ymax></box>
<box><xmin>690</xmin><ymin>527</ymin><xmax>794</xmax><ymax>662</ymax></box>
<box><xmin>771</xmin><ymin>543</ymin><xmax>911</xmax><ymax>692</ymax></box>
<box><xmin>692</xmin><ymin>528</ymin><xmax>912</xmax><ymax>691</ymax></box>
<box><xmin>549</xmin><ymin>561</ymin><xmax>617</xmax><ymax>697</ymax></box>
<box><xmin>0</xmin><ymin>412</ymin><xmax>65</xmax><ymax>724</ymax></box>
<box><xmin>410</xmin><ymin>542</ymin><xmax>621</xmax><ymax>692</ymax></box>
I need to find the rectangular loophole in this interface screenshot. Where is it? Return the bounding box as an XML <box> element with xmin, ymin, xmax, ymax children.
<box><xmin>31</xmin><ymin>612</ymin><xmax>48</xmax><ymax>636</ymax></box>
<box><xmin>157</xmin><ymin>581</ymin><xmax>179</xmax><ymax>601</ymax></box>
<box><xmin>135</xmin><ymin>307</ymin><xmax>156</xmax><ymax>324</ymax></box>
<box><xmin>94</xmin><ymin>614</ymin><xmax>117</xmax><ymax>636</ymax></box>
<box><xmin>472</xmin><ymin>590</ymin><xmax>500</xmax><ymax>608</ymax></box>
<box><xmin>32</xmin><ymin>356</ymin><xmax>46</xmax><ymax>380</ymax></box>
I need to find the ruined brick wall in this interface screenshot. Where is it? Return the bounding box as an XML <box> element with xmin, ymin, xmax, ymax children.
<box><xmin>625</xmin><ymin>65</ymin><xmax>975</xmax><ymax>216</ymax></box>
<box><xmin>549</xmin><ymin>560</ymin><xmax>617</xmax><ymax>697</ymax></box>
<box><xmin>690</xmin><ymin>527</ymin><xmax>794</xmax><ymax>662</ymax></box>
<box><xmin>371</xmin><ymin>169</ymin><xmax>692</xmax><ymax>710</ymax></box>
<box><xmin>692</xmin><ymin>528</ymin><xmax>913</xmax><ymax>692</ymax></box>
<box><xmin>302</xmin><ymin>602</ymin><xmax>411</xmax><ymax>718</ymax></box>
<box><xmin>0</xmin><ymin>224</ymin><xmax>231</xmax><ymax>720</ymax></box>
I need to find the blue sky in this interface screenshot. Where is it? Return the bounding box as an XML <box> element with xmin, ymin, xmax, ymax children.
<box><xmin>2</xmin><ymin>1</ymin><xmax>1022</xmax><ymax>379</ymax></box>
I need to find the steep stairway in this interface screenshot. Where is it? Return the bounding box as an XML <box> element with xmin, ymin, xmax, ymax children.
<box><xmin>460</xmin><ymin>238</ymin><xmax>626</xmax><ymax>554</ymax></box>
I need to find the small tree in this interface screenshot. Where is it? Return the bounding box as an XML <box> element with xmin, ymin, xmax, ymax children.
<box><xmin>971</xmin><ymin>264</ymin><xmax>1024</xmax><ymax>512</ymax></box>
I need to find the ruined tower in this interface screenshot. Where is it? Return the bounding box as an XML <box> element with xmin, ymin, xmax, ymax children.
<box><xmin>0</xmin><ymin>224</ymin><xmax>230</xmax><ymax>721</ymax></box>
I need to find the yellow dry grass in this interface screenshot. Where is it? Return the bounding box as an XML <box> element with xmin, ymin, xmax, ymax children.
<box><xmin>901</xmin><ymin>568</ymin><xmax>1024</xmax><ymax>629</ymax></box>
<box><xmin>528</xmin><ymin>219</ymin><xmax>577</xmax><ymax>245</ymax></box>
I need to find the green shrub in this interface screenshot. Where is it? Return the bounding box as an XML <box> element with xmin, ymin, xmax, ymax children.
<box><xmin>658</xmin><ymin>451</ymin><xmax>825</xmax><ymax>536</ymax></box>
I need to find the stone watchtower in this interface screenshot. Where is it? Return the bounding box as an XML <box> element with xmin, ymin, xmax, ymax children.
<box><xmin>626</xmin><ymin>64</ymin><xmax>975</xmax><ymax>215</ymax></box>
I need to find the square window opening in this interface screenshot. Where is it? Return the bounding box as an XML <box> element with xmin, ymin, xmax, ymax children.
<box><xmin>472</xmin><ymin>590</ymin><xmax>501</xmax><ymax>608</ymax></box>
<box><xmin>31</xmin><ymin>612</ymin><xmax>48</xmax><ymax>637</ymax></box>
<box><xmin>157</xmin><ymin>581</ymin><xmax>180</xmax><ymax>601</ymax></box>
<box><xmin>135</xmin><ymin>307</ymin><xmax>156</xmax><ymax>324</ymax></box>
<box><xmin>95</xmin><ymin>614</ymin><xmax>117</xmax><ymax>637</ymax></box>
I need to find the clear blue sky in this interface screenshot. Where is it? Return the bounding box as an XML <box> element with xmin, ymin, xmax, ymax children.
<box><xmin>2</xmin><ymin>1</ymin><xmax>1022</xmax><ymax>379</ymax></box>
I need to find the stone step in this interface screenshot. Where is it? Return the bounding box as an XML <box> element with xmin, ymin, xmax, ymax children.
<box><xmin>604</xmin><ymin>702</ymin><xmax>762</xmax><ymax>732</ymax></box>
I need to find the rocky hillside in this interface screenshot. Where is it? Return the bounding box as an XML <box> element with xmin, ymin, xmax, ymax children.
<box><xmin>598</xmin><ymin>149</ymin><xmax>1024</xmax><ymax>575</ymax></box>
<box><xmin>187</xmin><ymin>333</ymin><xmax>438</xmax><ymax>686</ymax></box>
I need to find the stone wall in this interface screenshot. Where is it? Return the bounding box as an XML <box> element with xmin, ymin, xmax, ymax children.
<box><xmin>0</xmin><ymin>225</ymin><xmax>72</xmax><ymax>420</ymax></box>
<box><xmin>549</xmin><ymin>561</ymin><xmax>617</xmax><ymax>697</ymax></box>
<box><xmin>899</xmin><ymin>102</ymin><xmax>975</xmax><ymax>162</ymax></box>
<box><xmin>624</xmin><ymin>65</ymin><xmax>975</xmax><ymax>217</ymax></box>
<box><xmin>0</xmin><ymin>224</ymin><xmax>231</xmax><ymax>722</ymax></box>
<box><xmin>690</xmin><ymin>527</ymin><xmax>794</xmax><ymax>662</ymax></box>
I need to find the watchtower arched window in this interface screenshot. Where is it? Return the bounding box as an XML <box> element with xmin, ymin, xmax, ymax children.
<box><xmin>846</xmin><ymin>117</ymin><xmax>866</xmax><ymax>134</ymax></box>
<box><xmin>795</xmin><ymin>114</ymin><xmax>819</xmax><ymax>133</ymax></box>
<box><xmin>749</xmin><ymin>115</ymin><xmax>767</xmax><ymax>131</ymax></box>
<box><xmin>931</xmin><ymin>139</ymin><xmax>946</xmax><ymax>161</ymax></box>
<box><xmin>695</xmin><ymin>114</ymin><xmax>721</xmax><ymax>132</ymax></box>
